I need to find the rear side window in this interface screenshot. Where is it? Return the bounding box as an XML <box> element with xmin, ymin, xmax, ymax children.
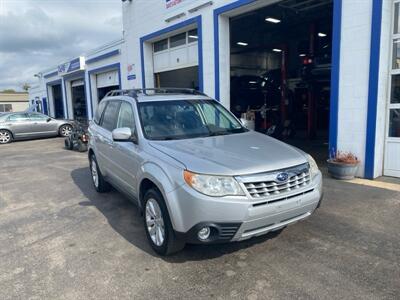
<box><xmin>100</xmin><ymin>101</ymin><xmax>120</xmax><ymax>131</ymax></box>
<box><xmin>117</xmin><ymin>102</ymin><xmax>136</xmax><ymax>132</ymax></box>
<box><xmin>94</xmin><ymin>101</ymin><xmax>107</xmax><ymax>124</ymax></box>
<box><xmin>8</xmin><ymin>113</ymin><xmax>29</xmax><ymax>122</ymax></box>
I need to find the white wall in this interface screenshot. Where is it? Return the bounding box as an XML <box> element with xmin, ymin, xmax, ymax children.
<box><xmin>336</xmin><ymin>0</ymin><xmax>373</xmax><ymax>177</ymax></box>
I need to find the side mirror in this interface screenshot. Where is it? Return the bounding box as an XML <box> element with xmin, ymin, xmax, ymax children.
<box><xmin>46</xmin><ymin>117</ymin><xmax>52</xmax><ymax>122</ymax></box>
<box><xmin>112</xmin><ymin>127</ymin><xmax>137</xmax><ymax>143</ymax></box>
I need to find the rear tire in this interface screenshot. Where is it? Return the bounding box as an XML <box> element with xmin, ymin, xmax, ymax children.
<box><xmin>143</xmin><ymin>188</ymin><xmax>185</xmax><ymax>256</ymax></box>
<box><xmin>64</xmin><ymin>138</ymin><xmax>73</xmax><ymax>150</ymax></box>
<box><xmin>0</xmin><ymin>130</ymin><xmax>12</xmax><ymax>144</ymax></box>
<box><xmin>89</xmin><ymin>154</ymin><xmax>111</xmax><ymax>193</ymax></box>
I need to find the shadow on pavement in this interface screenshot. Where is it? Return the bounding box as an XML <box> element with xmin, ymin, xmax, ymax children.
<box><xmin>71</xmin><ymin>167</ymin><xmax>283</xmax><ymax>263</ymax></box>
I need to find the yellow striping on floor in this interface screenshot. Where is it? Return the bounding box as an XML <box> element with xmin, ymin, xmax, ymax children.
<box><xmin>345</xmin><ymin>178</ymin><xmax>400</xmax><ymax>192</ymax></box>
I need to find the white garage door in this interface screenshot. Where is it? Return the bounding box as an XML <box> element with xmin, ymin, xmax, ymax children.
<box><xmin>96</xmin><ymin>70</ymin><xmax>119</xmax><ymax>88</ymax></box>
<box><xmin>153</xmin><ymin>29</ymin><xmax>198</xmax><ymax>73</ymax></box>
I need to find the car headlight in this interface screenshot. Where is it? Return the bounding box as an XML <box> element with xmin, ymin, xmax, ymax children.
<box><xmin>306</xmin><ymin>154</ymin><xmax>319</xmax><ymax>178</ymax></box>
<box><xmin>183</xmin><ymin>170</ymin><xmax>245</xmax><ymax>197</ymax></box>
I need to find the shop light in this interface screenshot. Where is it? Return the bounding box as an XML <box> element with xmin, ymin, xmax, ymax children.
<box><xmin>237</xmin><ymin>42</ymin><xmax>248</xmax><ymax>46</ymax></box>
<box><xmin>265</xmin><ymin>17</ymin><xmax>281</xmax><ymax>24</ymax></box>
<box><xmin>273</xmin><ymin>48</ymin><xmax>282</xmax><ymax>52</ymax></box>
<box><xmin>318</xmin><ymin>32</ymin><xmax>327</xmax><ymax>37</ymax></box>
<box><xmin>299</xmin><ymin>54</ymin><xmax>306</xmax><ymax>57</ymax></box>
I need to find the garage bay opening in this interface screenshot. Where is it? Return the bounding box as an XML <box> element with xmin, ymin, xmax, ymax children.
<box><xmin>71</xmin><ymin>79</ymin><xmax>87</xmax><ymax>122</ymax></box>
<box><xmin>51</xmin><ymin>84</ymin><xmax>64</xmax><ymax>119</ymax></box>
<box><xmin>230</xmin><ymin>0</ymin><xmax>333</xmax><ymax>161</ymax></box>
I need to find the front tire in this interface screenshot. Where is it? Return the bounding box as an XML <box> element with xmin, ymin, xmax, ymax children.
<box><xmin>0</xmin><ymin>130</ymin><xmax>12</xmax><ymax>144</ymax></box>
<box><xmin>143</xmin><ymin>188</ymin><xmax>185</xmax><ymax>256</ymax></box>
<box><xmin>59</xmin><ymin>124</ymin><xmax>72</xmax><ymax>137</ymax></box>
<box><xmin>89</xmin><ymin>154</ymin><xmax>111</xmax><ymax>193</ymax></box>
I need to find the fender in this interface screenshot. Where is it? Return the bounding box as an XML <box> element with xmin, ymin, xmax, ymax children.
<box><xmin>138</xmin><ymin>161</ymin><xmax>185</xmax><ymax>230</ymax></box>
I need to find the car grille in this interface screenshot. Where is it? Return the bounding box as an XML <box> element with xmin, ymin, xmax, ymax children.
<box><xmin>239</xmin><ymin>163</ymin><xmax>311</xmax><ymax>199</ymax></box>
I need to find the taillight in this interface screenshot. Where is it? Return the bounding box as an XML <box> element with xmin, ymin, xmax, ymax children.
<box><xmin>81</xmin><ymin>134</ymin><xmax>88</xmax><ymax>142</ymax></box>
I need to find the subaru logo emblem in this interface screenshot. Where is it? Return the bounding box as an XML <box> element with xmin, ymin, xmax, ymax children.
<box><xmin>276</xmin><ymin>172</ymin><xmax>289</xmax><ymax>182</ymax></box>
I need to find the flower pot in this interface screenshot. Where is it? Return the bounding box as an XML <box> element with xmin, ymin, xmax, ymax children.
<box><xmin>327</xmin><ymin>159</ymin><xmax>359</xmax><ymax>180</ymax></box>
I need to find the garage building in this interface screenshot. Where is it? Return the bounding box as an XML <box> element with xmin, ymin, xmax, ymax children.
<box><xmin>30</xmin><ymin>0</ymin><xmax>400</xmax><ymax>179</ymax></box>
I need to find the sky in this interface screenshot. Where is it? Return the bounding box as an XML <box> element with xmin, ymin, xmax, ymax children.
<box><xmin>0</xmin><ymin>0</ymin><xmax>122</xmax><ymax>91</ymax></box>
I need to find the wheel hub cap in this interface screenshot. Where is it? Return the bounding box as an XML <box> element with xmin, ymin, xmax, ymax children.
<box><xmin>0</xmin><ymin>131</ymin><xmax>10</xmax><ymax>143</ymax></box>
<box><xmin>145</xmin><ymin>199</ymin><xmax>165</xmax><ymax>246</ymax></box>
<box><xmin>91</xmin><ymin>160</ymin><xmax>99</xmax><ymax>187</ymax></box>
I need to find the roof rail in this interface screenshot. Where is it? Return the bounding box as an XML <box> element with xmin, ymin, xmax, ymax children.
<box><xmin>104</xmin><ymin>88</ymin><xmax>207</xmax><ymax>99</ymax></box>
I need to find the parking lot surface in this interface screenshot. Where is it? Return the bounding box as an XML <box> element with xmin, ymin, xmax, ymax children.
<box><xmin>1</xmin><ymin>138</ymin><xmax>399</xmax><ymax>299</ymax></box>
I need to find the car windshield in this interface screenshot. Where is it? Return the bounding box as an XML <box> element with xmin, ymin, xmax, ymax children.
<box><xmin>138</xmin><ymin>99</ymin><xmax>248</xmax><ymax>140</ymax></box>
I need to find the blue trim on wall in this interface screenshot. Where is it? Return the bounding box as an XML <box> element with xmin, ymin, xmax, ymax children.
<box><xmin>365</xmin><ymin>0</ymin><xmax>384</xmax><ymax>179</ymax></box>
<box><xmin>140</xmin><ymin>16</ymin><xmax>203</xmax><ymax>91</ymax></box>
<box><xmin>328</xmin><ymin>0</ymin><xmax>343</xmax><ymax>152</ymax></box>
<box><xmin>87</xmin><ymin>63</ymin><xmax>121</xmax><ymax>118</ymax></box>
<box><xmin>62</xmin><ymin>79</ymin><xmax>69</xmax><ymax>119</ymax></box>
<box><xmin>86</xmin><ymin>49</ymin><xmax>120</xmax><ymax>64</ymax></box>
<box><xmin>42</xmin><ymin>97</ymin><xmax>48</xmax><ymax>115</ymax></box>
<box><xmin>44</xmin><ymin>71</ymin><xmax>58</xmax><ymax>79</ymax></box>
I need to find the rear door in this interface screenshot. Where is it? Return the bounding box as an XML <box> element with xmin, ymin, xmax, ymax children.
<box><xmin>96</xmin><ymin>100</ymin><xmax>121</xmax><ymax>176</ymax></box>
<box><xmin>6</xmin><ymin>113</ymin><xmax>31</xmax><ymax>138</ymax></box>
<box><xmin>28</xmin><ymin>113</ymin><xmax>58</xmax><ymax>136</ymax></box>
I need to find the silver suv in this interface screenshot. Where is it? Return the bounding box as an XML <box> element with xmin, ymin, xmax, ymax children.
<box><xmin>88</xmin><ymin>89</ymin><xmax>323</xmax><ymax>255</ymax></box>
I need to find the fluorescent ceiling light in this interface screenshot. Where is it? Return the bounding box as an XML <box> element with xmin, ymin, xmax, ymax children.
<box><xmin>237</xmin><ymin>42</ymin><xmax>248</xmax><ymax>46</ymax></box>
<box><xmin>299</xmin><ymin>54</ymin><xmax>306</xmax><ymax>57</ymax></box>
<box><xmin>188</xmin><ymin>35</ymin><xmax>198</xmax><ymax>39</ymax></box>
<box><xmin>272</xmin><ymin>48</ymin><xmax>282</xmax><ymax>52</ymax></box>
<box><xmin>318</xmin><ymin>32</ymin><xmax>327</xmax><ymax>37</ymax></box>
<box><xmin>249</xmin><ymin>81</ymin><xmax>257</xmax><ymax>84</ymax></box>
<box><xmin>265</xmin><ymin>17</ymin><xmax>281</xmax><ymax>24</ymax></box>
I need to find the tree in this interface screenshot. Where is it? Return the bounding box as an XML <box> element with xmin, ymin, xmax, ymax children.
<box><xmin>1</xmin><ymin>89</ymin><xmax>16</xmax><ymax>93</ymax></box>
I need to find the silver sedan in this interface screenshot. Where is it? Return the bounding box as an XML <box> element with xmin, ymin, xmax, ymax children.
<box><xmin>0</xmin><ymin>112</ymin><xmax>73</xmax><ymax>144</ymax></box>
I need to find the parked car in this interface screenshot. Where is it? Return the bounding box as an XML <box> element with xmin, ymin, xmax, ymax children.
<box><xmin>88</xmin><ymin>88</ymin><xmax>323</xmax><ymax>255</ymax></box>
<box><xmin>64</xmin><ymin>120</ymin><xmax>89</xmax><ymax>152</ymax></box>
<box><xmin>0</xmin><ymin>112</ymin><xmax>72</xmax><ymax>144</ymax></box>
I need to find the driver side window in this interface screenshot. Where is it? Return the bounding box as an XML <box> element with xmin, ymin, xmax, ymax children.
<box><xmin>117</xmin><ymin>102</ymin><xmax>136</xmax><ymax>132</ymax></box>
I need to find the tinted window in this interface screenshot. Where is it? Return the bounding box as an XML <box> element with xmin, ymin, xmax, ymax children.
<box><xmin>94</xmin><ymin>100</ymin><xmax>107</xmax><ymax>124</ymax></box>
<box><xmin>101</xmin><ymin>101</ymin><xmax>120</xmax><ymax>131</ymax></box>
<box><xmin>188</xmin><ymin>29</ymin><xmax>198</xmax><ymax>43</ymax></box>
<box><xmin>154</xmin><ymin>39</ymin><xmax>168</xmax><ymax>52</ymax></box>
<box><xmin>8</xmin><ymin>113</ymin><xmax>29</xmax><ymax>122</ymax></box>
<box><xmin>117</xmin><ymin>102</ymin><xmax>136</xmax><ymax>132</ymax></box>
<box><xmin>29</xmin><ymin>113</ymin><xmax>48</xmax><ymax>120</ymax></box>
<box><xmin>170</xmin><ymin>32</ymin><xmax>186</xmax><ymax>48</ymax></box>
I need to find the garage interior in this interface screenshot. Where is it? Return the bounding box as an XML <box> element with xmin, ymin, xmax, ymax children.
<box><xmin>51</xmin><ymin>84</ymin><xmax>64</xmax><ymax>119</ymax></box>
<box><xmin>71</xmin><ymin>79</ymin><xmax>87</xmax><ymax>122</ymax></box>
<box><xmin>230</xmin><ymin>0</ymin><xmax>333</xmax><ymax>160</ymax></box>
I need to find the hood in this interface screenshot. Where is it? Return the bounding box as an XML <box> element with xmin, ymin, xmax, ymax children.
<box><xmin>149</xmin><ymin>131</ymin><xmax>307</xmax><ymax>176</ymax></box>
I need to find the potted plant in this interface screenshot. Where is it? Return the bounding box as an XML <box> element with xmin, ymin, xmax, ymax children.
<box><xmin>327</xmin><ymin>150</ymin><xmax>360</xmax><ymax>180</ymax></box>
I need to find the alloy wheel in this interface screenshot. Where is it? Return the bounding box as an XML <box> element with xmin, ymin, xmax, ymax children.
<box><xmin>145</xmin><ymin>198</ymin><xmax>165</xmax><ymax>246</ymax></box>
<box><xmin>91</xmin><ymin>159</ymin><xmax>99</xmax><ymax>188</ymax></box>
<box><xmin>61</xmin><ymin>125</ymin><xmax>72</xmax><ymax>137</ymax></box>
<box><xmin>0</xmin><ymin>131</ymin><xmax>11</xmax><ymax>144</ymax></box>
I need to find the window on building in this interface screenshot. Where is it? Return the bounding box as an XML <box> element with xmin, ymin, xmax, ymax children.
<box><xmin>169</xmin><ymin>32</ymin><xmax>186</xmax><ymax>48</ymax></box>
<box><xmin>0</xmin><ymin>104</ymin><xmax>12</xmax><ymax>112</ymax></box>
<box><xmin>188</xmin><ymin>29</ymin><xmax>198</xmax><ymax>43</ymax></box>
<box><xmin>154</xmin><ymin>39</ymin><xmax>168</xmax><ymax>52</ymax></box>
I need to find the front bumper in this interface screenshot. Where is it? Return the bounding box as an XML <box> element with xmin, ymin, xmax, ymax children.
<box><xmin>166</xmin><ymin>172</ymin><xmax>323</xmax><ymax>243</ymax></box>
